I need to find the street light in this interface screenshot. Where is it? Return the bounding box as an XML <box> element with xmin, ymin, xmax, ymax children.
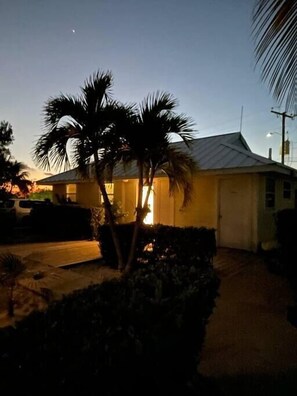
<box><xmin>266</xmin><ymin>131</ymin><xmax>290</xmax><ymax>164</ymax></box>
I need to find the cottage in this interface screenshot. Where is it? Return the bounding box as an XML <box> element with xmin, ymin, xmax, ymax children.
<box><xmin>38</xmin><ymin>132</ymin><xmax>297</xmax><ymax>251</ymax></box>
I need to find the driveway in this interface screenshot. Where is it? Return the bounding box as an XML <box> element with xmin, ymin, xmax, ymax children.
<box><xmin>200</xmin><ymin>249</ymin><xmax>297</xmax><ymax>395</ymax></box>
<box><xmin>0</xmin><ymin>240</ymin><xmax>100</xmax><ymax>267</ymax></box>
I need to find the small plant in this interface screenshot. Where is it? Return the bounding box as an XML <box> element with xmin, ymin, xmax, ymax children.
<box><xmin>0</xmin><ymin>253</ymin><xmax>25</xmax><ymax>316</ymax></box>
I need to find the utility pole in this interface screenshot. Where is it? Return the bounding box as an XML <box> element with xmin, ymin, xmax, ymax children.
<box><xmin>271</xmin><ymin>110</ymin><xmax>294</xmax><ymax>164</ymax></box>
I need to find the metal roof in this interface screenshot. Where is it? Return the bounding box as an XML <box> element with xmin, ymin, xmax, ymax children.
<box><xmin>37</xmin><ymin>132</ymin><xmax>297</xmax><ymax>184</ymax></box>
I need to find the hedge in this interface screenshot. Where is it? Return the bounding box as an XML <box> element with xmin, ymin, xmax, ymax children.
<box><xmin>0</xmin><ymin>211</ymin><xmax>15</xmax><ymax>242</ymax></box>
<box><xmin>30</xmin><ymin>204</ymin><xmax>92</xmax><ymax>240</ymax></box>
<box><xmin>275</xmin><ymin>209</ymin><xmax>297</xmax><ymax>277</ymax></box>
<box><xmin>0</xmin><ymin>257</ymin><xmax>219</xmax><ymax>395</ymax></box>
<box><xmin>98</xmin><ymin>223</ymin><xmax>217</xmax><ymax>268</ymax></box>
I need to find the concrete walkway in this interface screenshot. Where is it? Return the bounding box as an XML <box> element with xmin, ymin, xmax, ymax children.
<box><xmin>0</xmin><ymin>240</ymin><xmax>100</xmax><ymax>267</ymax></box>
<box><xmin>201</xmin><ymin>249</ymin><xmax>297</xmax><ymax>396</ymax></box>
<box><xmin>0</xmin><ymin>240</ymin><xmax>103</xmax><ymax>304</ymax></box>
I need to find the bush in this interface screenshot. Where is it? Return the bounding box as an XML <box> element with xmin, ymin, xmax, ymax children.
<box><xmin>98</xmin><ymin>223</ymin><xmax>216</xmax><ymax>268</ymax></box>
<box><xmin>30</xmin><ymin>204</ymin><xmax>92</xmax><ymax>240</ymax></box>
<box><xmin>275</xmin><ymin>209</ymin><xmax>297</xmax><ymax>277</ymax></box>
<box><xmin>0</xmin><ymin>257</ymin><xmax>219</xmax><ymax>395</ymax></box>
<box><xmin>0</xmin><ymin>211</ymin><xmax>15</xmax><ymax>242</ymax></box>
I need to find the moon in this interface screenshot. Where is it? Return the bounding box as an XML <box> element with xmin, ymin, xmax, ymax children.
<box><xmin>72</xmin><ymin>29</ymin><xmax>76</xmax><ymax>34</ymax></box>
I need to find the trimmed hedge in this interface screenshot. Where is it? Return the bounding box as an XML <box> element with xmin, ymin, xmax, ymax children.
<box><xmin>30</xmin><ymin>204</ymin><xmax>92</xmax><ymax>240</ymax></box>
<box><xmin>275</xmin><ymin>209</ymin><xmax>297</xmax><ymax>277</ymax></box>
<box><xmin>98</xmin><ymin>223</ymin><xmax>216</xmax><ymax>267</ymax></box>
<box><xmin>0</xmin><ymin>259</ymin><xmax>219</xmax><ymax>396</ymax></box>
<box><xmin>0</xmin><ymin>211</ymin><xmax>15</xmax><ymax>242</ymax></box>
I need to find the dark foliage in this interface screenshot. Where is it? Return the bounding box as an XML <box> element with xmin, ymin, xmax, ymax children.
<box><xmin>0</xmin><ymin>254</ymin><xmax>219</xmax><ymax>395</ymax></box>
<box><xmin>98</xmin><ymin>223</ymin><xmax>216</xmax><ymax>268</ymax></box>
<box><xmin>30</xmin><ymin>204</ymin><xmax>92</xmax><ymax>240</ymax></box>
<box><xmin>274</xmin><ymin>209</ymin><xmax>297</xmax><ymax>328</ymax></box>
<box><xmin>0</xmin><ymin>211</ymin><xmax>15</xmax><ymax>241</ymax></box>
<box><xmin>275</xmin><ymin>209</ymin><xmax>297</xmax><ymax>277</ymax></box>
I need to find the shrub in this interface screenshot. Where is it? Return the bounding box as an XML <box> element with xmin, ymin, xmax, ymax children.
<box><xmin>275</xmin><ymin>209</ymin><xmax>297</xmax><ymax>277</ymax></box>
<box><xmin>0</xmin><ymin>257</ymin><xmax>219</xmax><ymax>395</ymax></box>
<box><xmin>0</xmin><ymin>211</ymin><xmax>15</xmax><ymax>241</ymax></box>
<box><xmin>30</xmin><ymin>204</ymin><xmax>92</xmax><ymax>240</ymax></box>
<box><xmin>98</xmin><ymin>223</ymin><xmax>216</xmax><ymax>268</ymax></box>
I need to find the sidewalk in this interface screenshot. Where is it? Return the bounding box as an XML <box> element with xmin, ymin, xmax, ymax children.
<box><xmin>0</xmin><ymin>240</ymin><xmax>116</xmax><ymax>328</ymax></box>
<box><xmin>200</xmin><ymin>251</ymin><xmax>297</xmax><ymax>395</ymax></box>
<box><xmin>0</xmin><ymin>240</ymin><xmax>100</xmax><ymax>267</ymax></box>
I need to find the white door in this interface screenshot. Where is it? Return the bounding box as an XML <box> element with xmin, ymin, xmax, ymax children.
<box><xmin>218</xmin><ymin>178</ymin><xmax>252</xmax><ymax>250</ymax></box>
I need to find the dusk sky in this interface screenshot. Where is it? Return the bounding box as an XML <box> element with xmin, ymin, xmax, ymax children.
<box><xmin>1</xmin><ymin>0</ymin><xmax>296</xmax><ymax>179</ymax></box>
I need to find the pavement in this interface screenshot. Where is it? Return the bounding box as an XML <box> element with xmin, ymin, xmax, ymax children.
<box><xmin>1</xmin><ymin>241</ymin><xmax>297</xmax><ymax>395</ymax></box>
<box><xmin>0</xmin><ymin>240</ymin><xmax>101</xmax><ymax>268</ymax></box>
<box><xmin>0</xmin><ymin>240</ymin><xmax>104</xmax><ymax>305</ymax></box>
<box><xmin>201</xmin><ymin>248</ymin><xmax>297</xmax><ymax>396</ymax></box>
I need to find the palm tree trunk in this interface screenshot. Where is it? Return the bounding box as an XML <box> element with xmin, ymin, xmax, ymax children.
<box><xmin>125</xmin><ymin>161</ymin><xmax>144</xmax><ymax>273</ymax></box>
<box><xmin>94</xmin><ymin>153</ymin><xmax>124</xmax><ymax>270</ymax></box>
<box><xmin>141</xmin><ymin>170</ymin><xmax>155</xmax><ymax>223</ymax></box>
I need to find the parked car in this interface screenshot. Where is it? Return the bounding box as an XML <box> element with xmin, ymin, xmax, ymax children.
<box><xmin>0</xmin><ymin>199</ymin><xmax>46</xmax><ymax>225</ymax></box>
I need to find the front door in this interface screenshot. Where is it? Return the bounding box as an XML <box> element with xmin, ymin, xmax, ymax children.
<box><xmin>218</xmin><ymin>178</ymin><xmax>252</xmax><ymax>250</ymax></box>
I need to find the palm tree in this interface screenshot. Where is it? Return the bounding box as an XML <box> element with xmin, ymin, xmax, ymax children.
<box><xmin>0</xmin><ymin>121</ymin><xmax>32</xmax><ymax>198</ymax></box>
<box><xmin>253</xmin><ymin>0</ymin><xmax>297</xmax><ymax>113</ymax></box>
<box><xmin>5</xmin><ymin>160</ymin><xmax>32</xmax><ymax>195</ymax></box>
<box><xmin>33</xmin><ymin>70</ymin><xmax>129</xmax><ymax>269</ymax></box>
<box><xmin>0</xmin><ymin>121</ymin><xmax>14</xmax><ymax>155</ymax></box>
<box><xmin>116</xmin><ymin>92</ymin><xmax>196</xmax><ymax>271</ymax></box>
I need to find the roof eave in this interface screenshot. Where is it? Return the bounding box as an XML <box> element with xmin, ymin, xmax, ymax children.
<box><xmin>197</xmin><ymin>164</ymin><xmax>297</xmax><ymax>177</ymax></box>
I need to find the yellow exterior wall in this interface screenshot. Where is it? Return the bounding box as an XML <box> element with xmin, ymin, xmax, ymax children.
<box><xmin>116</xmin><ymin>179</ymin><xmax>137</xmax><ymax>223</ymax></box>
<box><xmin>50</xmin><ymin>171</ymin><xmax>297</xmax><ymax>251</ymax></box>
<box><xmin>154</xmin><ymin>178</ymin><xmax>174</xmax><ymax>225</ymax></box>
<box><xmin>77</xmin><ymin>182</ymin><xmax>100</xmax><ymax>207</ymax></box>
<box><xmin>172</xmin><ymin>175</ymin><xmax>218</xmax><ymax>228</ymax></box>
<box><xmin>52</xmin><ymin>184</ymin><xmax>66</xmax><ymax>204</ymax></box>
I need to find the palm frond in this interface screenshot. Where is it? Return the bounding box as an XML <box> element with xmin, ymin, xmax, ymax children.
<box><xmin>253</xmin><ymin>0</ymin><xmax>297</xmax><ymax>113</ymax></box>
<box><xmin>0</xmin><ymin>253</ymin><xmax>25</xmax><ymax>285</ymax></box>
<box><xmin>44</xmin><ymin>95</ymin><xmax>86</xmax><ymax>129</ymax></box>
<box><xmin>0</xmin><ymin>121</ymin><xmax>14</xmax><ymax>149</ymax></box>
<box><xmin>82</xmin><ymin>70</ymin><xmax>113</xmax><ymax>114</ymax></box>
<box><xmin>33</xmin><ymin>125</ymin><xmax>75</xmax><ymax>171</ymax></box>
<box><xmin>159</xmin><ymin>147</ymin><xmax>197</xmax><ymax>208</ymax></box>
<box><xmin>139</xmin><ymin>91</ymin><xmax>177</xmax><ymax>123</ymax></box>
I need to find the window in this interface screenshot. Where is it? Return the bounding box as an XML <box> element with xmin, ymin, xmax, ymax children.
<box><xmin>19</xmin><ymin>200</ymin><xmax>33</xmax><ymax>208</ymax></box>
<box><xmin>283</xmin><ymin>181</ymin><xmax>291</xmax><ymax>199</ymax></box>
<box><xmin>265</xmin><ymin>178</ymin><xmax>275</xmax><ymax>208</ymax></box>
<box><xmin>66</xmin><ymin>184</ymin><xmax>77</xmax><ymax>202</ymax></box>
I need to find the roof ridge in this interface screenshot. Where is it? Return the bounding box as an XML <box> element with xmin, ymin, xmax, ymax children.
<box><xmin>172</xmin><ymin>131</ymin><xmax>241</xmax><ymax>144</ymax></box>
<box><xmin>223</xmin><ymin>142</ymin><xmax>275</xmax><ymax>164</ymax></box>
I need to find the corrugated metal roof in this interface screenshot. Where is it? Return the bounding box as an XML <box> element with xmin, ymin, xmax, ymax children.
<box><xmin>37</xmin><ymin>132</ymin><xmax>295</xmax><ymax>184</ymax></box>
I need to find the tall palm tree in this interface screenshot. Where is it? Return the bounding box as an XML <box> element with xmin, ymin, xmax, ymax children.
<box><xmin>0</xmin><ymin>121</ymin><xmax>14</xmax><ymax>156</ymax></box>
<box><xmin>33</xmin><ymin>70</ymin><xmax>128</xmax><ymax>269</ymax></box>
<box><xmin>5</xmin><ymin>160</ymin><xmax>32</xmax><ymax>195</ymax></box>
<box><xmin>116</xmin><ymin>92</ymin><xmax>196</xmax><ymax>271</ymax></box>
<box><xmin>253</xmin><ymin>0</ymin><xmax>297</xmax><ymax>113</ymax></box>
<box><xmin>0</xmin><ymin>157</ymin><xmax>32</xmax><ymax>197</ymax></box>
